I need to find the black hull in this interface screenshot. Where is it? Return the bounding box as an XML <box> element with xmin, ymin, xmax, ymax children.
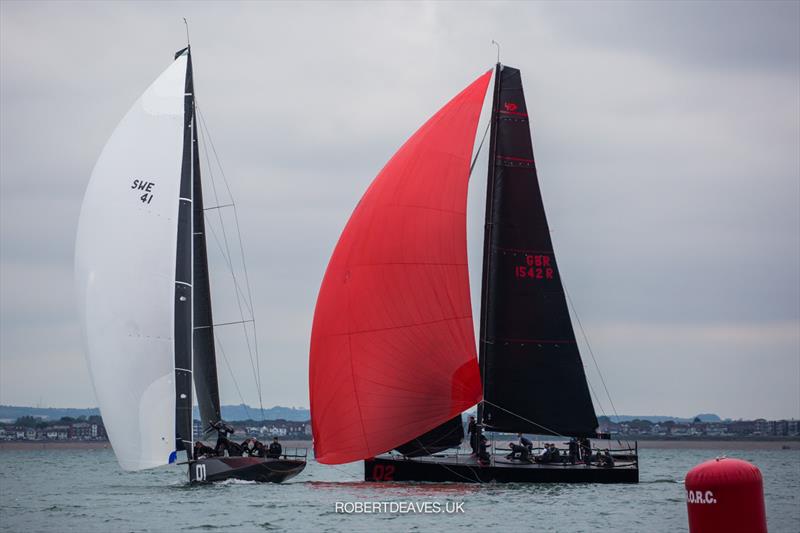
<box><xmin>189</xmin><ymin>456</ymin><xmax>306</xmax><ymax>484</ymax></box>
<box><xmin>365</xmin><ymin>454</ymin><xmax>638</xmax><ymax>484</ymax></box>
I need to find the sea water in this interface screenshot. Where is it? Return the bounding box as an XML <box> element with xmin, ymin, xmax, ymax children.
<box><xmin>1</xmin><ymin>446</ymin><xmax>798</xmax><ymax>532</ymax></box>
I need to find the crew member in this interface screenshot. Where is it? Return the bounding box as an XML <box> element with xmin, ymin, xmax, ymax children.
<box><xmin>568</xmin><ymin>438</ymin><xmax>579</xmax><ymax>464</ymax></box>
<box><xmin>600</xmin><ymin>450</ymin><xmax>615</xmax><ymax>468</ymax></box>
<box><xmin>210</xmin><ymin>420</ymin><xmax>235</xmax><ymax>456</ymax></box>
<box><xmin>507</xmin><ymin>441</ymin><xmax>531</xmax><ymax>463</ymax></box>
<box><xmin>476</xmin><ymin>433</ymin><xmax>490</xmax><ymax>465</ymax></box>
<box><xmin>193</xmin><ymin>440</ymin><xmax>215</xmax><ymax>459</ymax></box>
<box><xmin>549</xmin><ymin>443</ymin><xmax>561</xmax><ymax>463</ymax></box>
<box><xmin>241</xmin><ymin>437</ymin><xmax>263</xmax><ymax>457</ymax></box>
<box><xmin>267</xmin><ymin>436</ymin><xmax>282</xmax><ymax>458</ymax></box>
<box><xmin>579</xmin><ymin>437</ymin><xmax>591</xmax><ymax>463</ymax></box>
<box><xmin>536</xmin><ymin>443</ymin><xmax>551</xmax><ymax>463</ymax></box>
<box><xmin>468</xmin><ymin>416</ymin><xmax>478</xmax><ymax>454</ymax></box>
<box><xmin>518</xmin><ymin>433</ymin><xmax>533</xmax><ymax>451</ymax></box>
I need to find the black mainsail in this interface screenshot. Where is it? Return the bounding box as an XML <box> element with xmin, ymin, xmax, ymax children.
<box><xmin>190</xmin><ymin>64</ymin><xmax>222</xmax><ymax>437</ymax></box>
<box><xmin>477</xmin><ymin>65</ymin><xmax>598</xmax><ymax>437</ymax></box>
<box><xmin>174</xmin><ymin>46</ymin><xmax>223</xmax><ymax>454</ymax></box>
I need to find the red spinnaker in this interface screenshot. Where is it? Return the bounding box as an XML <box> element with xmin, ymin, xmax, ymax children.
<box><xmin>310</xmin><ymin>71</ymin><xmax>491</xmax><ymax>464</ymax></box>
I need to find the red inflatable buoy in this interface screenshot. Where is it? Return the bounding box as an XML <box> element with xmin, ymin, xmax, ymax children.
<box><xmin>685</xmin><ymin>457</ymin><xmax>767</xmax><ymax>533</ymax></box>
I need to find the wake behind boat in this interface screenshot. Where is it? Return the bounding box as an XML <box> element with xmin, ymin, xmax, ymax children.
<box><xmin>309</xmin><ymin>59</ymin><xmax>638</xmax><ymax>483</ymax></box>
<box><xmin>75</xmin><ymin>41</ymin><xmax>305</xmax><ymax>484</ymax></box>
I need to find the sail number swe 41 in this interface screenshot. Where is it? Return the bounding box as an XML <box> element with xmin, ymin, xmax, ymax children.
<box><xmin>131</xmin><ymin>179</ymin><xmax>156</xmax><ymax>204</ymax></box>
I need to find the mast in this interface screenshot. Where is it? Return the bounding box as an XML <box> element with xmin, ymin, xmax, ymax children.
<box><xmin>173</xmin><ymin>46</ymin><xmax>194</xmax><ymax>457</ymax></box>
<box><xmin>189</xmin><ymin>52</ymin><xmax>223</xmax><ymax>439</ymax></box>
<box><xmin>477</xmin><ymin>63</ymin><xmax>503</xmax><ymax>430</ymax></box>
<box><xmin>476</xmin><ymin>65</ymin><xmax>598</xmax><ymax>437</ymax></box>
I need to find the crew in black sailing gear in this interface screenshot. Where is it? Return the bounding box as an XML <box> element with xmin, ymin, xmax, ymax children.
<box><xmin>468</xmin><ymin>416</ymin><xmax>478</xmax><ymax>454</ymax></box>
<box><xmin>536</xmin><ymin>443</ymin><xmax>559</xmax><ymax>463</ymax></box>
<box><xmin>568</xmin><ymin>438</ymin><xmax>579</xmax><ymax>464</ymax></box>
<box><xmin>507</xmin><ymin>442</ymin><xmax>532</xmax><ymax>462</ymax></box>
<box><xmin>579</xmin><ymin>437</ymin><xmax>591</xmax><ymax>463</ymax></box>
<box><xmin>518</xmin><ymin>433</ymin><xmax>532</xmax><ymax>451</ymax></box>
<box><xmin>210</xmin><ymin>420</ymin><xmax>236</xmax><ymax>456</ymax></box>
<box><xmin>241</xmin><ymin>437</ymin><xmax>265</xmax><ymax>457</ymax></box>
<box><xmin>476</xmin><ymin>433</ymin><xmax>490</xmax><ymax>464</ymax></box>
<box><xmin>267</xmin><ymin>437</ymin><xmax>282</xmax><ymax>458</ymax></box>
<box><xmin>549</xmin><ymin>443</ymin><xmax>561</xmax><ymax>463</ymax></box>
<box><xmin>599</xmin><ymin>450</ymin><xmax>615</xmax><ymax>468</ymax></box>
<box><xmin>193</xmin><ymin>441</ymin><xmax>215</xmax><ymax>459</ymax></box>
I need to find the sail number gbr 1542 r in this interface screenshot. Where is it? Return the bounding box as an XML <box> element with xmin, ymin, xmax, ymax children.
<box><xmin>514</xmin><ymin>254</ymin><xmax>554</xmax><ymax>280</ymax></box>
<box><xmin>131</xmin><ymin>179</ymin><xmax>156</xmax><ymax>204</ymax></box>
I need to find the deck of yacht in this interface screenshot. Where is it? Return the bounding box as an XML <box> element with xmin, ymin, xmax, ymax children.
<box><xmin>365</xmin><ymin>444</ymin><xmax>639</xmax><ymax>483</ymax></box>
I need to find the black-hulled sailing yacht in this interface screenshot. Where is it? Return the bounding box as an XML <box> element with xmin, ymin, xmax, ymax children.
<box><xmin>76</xmin><ymin>45</ymin><xmax>305</xmax><ymax>484</ymax></box>
<box><xmin>309</xmin><ymin>63</ymin><xmax>638</xmax><ymax>483</ymax></box>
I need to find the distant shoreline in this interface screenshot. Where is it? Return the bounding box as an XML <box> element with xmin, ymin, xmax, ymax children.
<box><xmin>0</xmin><ymin>441</ymin><xmax>112</xmax><ymax>450</ymax></box>
<box><xmin>0</xmin><ymin>439</ymin><xmax>312</xmax><ymax>451</ymax></box>
<box><xmin>634</xmin><ymin>440</ymin><xmax>797</xmax><ymax>450</ymax></box>
<box><xmin>0</xmin><ymin>439</ymin><xmax>796</xmax><ymax>452</ymax></box>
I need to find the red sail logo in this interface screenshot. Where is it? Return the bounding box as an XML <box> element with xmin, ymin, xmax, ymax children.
<box><xmin>504</xmin><ymin>102</ymin><xmax>518</xmax><ymax>112</ymax></box>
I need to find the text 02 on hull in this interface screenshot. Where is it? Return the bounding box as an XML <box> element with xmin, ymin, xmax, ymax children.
<box><xmin>76</xmin><ymin>43</ymin><xmax>305</xmax><ymax>483</ymax></box>
<box><xmin>308</xmin><ymin>61</ymin><xmax>637</xmax><ymax>482</ymax></box>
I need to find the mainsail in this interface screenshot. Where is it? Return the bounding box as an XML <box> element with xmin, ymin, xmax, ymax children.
<box><xmin>477</xmin><ymin>65</ymin><xmax>598</xmax><ymax>437</ymax></box>
<box><xmin>76</xmin><ymin>53</ymin><xmax>188</xmax><ymax>470</ymax></box>
<box><xmin>187</xmin><ymin>52</ymin><xmax>222</xmax><ymax>437</ymax></box>
<box><xmin>174</xmin><ymin>47</ymin><xmax>194</xmax><ymax>455</ymax></box>
<box><xmin>309</xmin><ymin>72</ymin><xmax>492</xmax><ymax>465</ymax></box>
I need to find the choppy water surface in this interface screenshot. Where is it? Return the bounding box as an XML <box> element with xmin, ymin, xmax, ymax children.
<box><xmin>1</xmin><ymin>446</ymin><xmax>798</xmax><ymax>532</ymax></box>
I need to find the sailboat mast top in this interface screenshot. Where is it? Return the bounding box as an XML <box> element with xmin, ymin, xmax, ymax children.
<box><xmin>183</xmin><ymin>18</ymin><xmax>191</xmax><ymax>47</ymax></box>
<box><xmin>491</xmin><ymin>40</ymin><xmax>501</xmax><ymax>65</ymax></box>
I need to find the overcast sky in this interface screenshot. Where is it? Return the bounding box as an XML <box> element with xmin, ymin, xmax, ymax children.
<box><xmin>1</xmin><ymin>1</ymin><xmax>798</xmax><ymax>420</ymax></box>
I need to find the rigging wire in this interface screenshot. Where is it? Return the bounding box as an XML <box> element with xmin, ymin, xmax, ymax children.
<box><xmin>214</xmin><ymin>337</ymin><xmax>251</xmax><ymax>422</ymax></box>
<box><xmin>481</xmin><ymin>399</ymin><xmax>570</xmax><ymax>440</ymax></box>
<box><xmin>199</xmin><ymin>161</ymin><xmax>263</xmax><ymax>420</ymax></box>
<box><xmin>563</xmin><ymin>285</ymin><xmax>632</xmax><ymax>448</ymax></box>
<box><xmin>399</xmin><ymin>437</ymin><xmax>485</xmax><ymax>483</ymax></box>
<box><xmin>195</xmin><ymin>109</ymin><xmax>252</xmax><ymax>317</ymax></box>
<box><xmin>195</xmin><ymin>101</ymin><xmax>266</xmax><ymax>421</ymax></box>
<box><xmin>469</xmin><ymin>121</ymin><xmax>492</xmax><ymax>178</ymax></box>
<box><xmin>195</xmin><ymin>107</ymin><xmax>264</xmax><ymax>421</ymax></box>
<box><xmin>563</xmin><ymin>286</ymin><xmax>621</xmax><ymax>421</ymax></box>
<box><xmin>201</xmin><ymin>204</ymin><xmax>253</xmax><ymax>315</ymax></box>
<box><xmin>195</xmin><ymin>130</ymin><xmax>261</xmax><ymax>394</ymax></box>
<box><xmin>586</xmin><ymin>374</ymin><xmax>609</xmax><ymax>419</ymax></box>
<box><xmin>529</xmin><ymin>142</ymin><xmax>625</xmax><ymax>446</ymax></box>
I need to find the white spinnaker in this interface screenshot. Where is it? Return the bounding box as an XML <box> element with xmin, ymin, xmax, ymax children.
<box><xmin>75</xmin><ymin>53</ymin><xmax>187</xmax><ymax>471</ymax></box>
